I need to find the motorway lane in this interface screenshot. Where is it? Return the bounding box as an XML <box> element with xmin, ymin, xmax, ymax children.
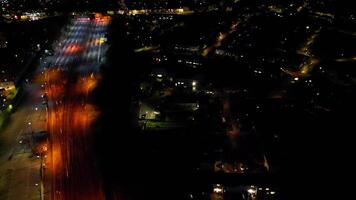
<box><xmin>43</xmin><ymin>15</ymin><xmax>110</xmax><ymax>200</ymax></box>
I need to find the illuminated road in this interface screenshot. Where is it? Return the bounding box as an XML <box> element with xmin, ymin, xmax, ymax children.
<box><xmin>202</xmin><ymin>21</ymin><xmax>240</xmax><ymax>57</ymax></box>
<box><xmin>0</xmin><ymin>83</ymin><xmax>46</xmax><ymax>200</ymax></box>
<box><xmin>282</xmin><ymin>28</ymin><xmax>321</xmax><ymax>78</ymax></box>
<box><xmin>41</xmin><ymin>14</ymin><xmax>110</xmax><ymax>200</ymax></box>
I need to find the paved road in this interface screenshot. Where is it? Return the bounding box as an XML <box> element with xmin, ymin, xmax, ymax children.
<box><xmin>43</xmin><ymin>15</ymin><xmax>110</xmax><ymax>200</ymax></box>
<box><xmin>0</xmin><ymin>83</ymin><xmax>47</xmax><ymax>200</ymax></box>
<box><xmin>1</xmin><ymin>14</ymin><xmax>110</xmax><ymax>200</ymax></box>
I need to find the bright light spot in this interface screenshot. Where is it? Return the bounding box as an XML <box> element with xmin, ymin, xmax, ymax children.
<box><xmin>247</xmin><ymin>188</ymin><xmax>257</xmax><ymax>194</ymax></box>
<box><xmin>294</xmin><ymin>77</ymin><xmax>299</xmax><ymax>81</ymax></box>
<box><xmin>270</xmin><ymin>191</ymin><xmax>276</xmax><ymax>195</ymax></box>
<box><xmin>213</xmin><ymin>184</ymin><xmax>223</xmax><ymax>194</ymax></box>
<box><xmin>157</xmin><ymin>74</ymin><xmax>163</xmax><ymax>78</ymax></box>
<box><xmin>99</xmin><ymin>37</ymin><xmax>106</xmax><ymax>44</ymax></box>
<box><xmin>42</xmin><ymin>145</ymin><xmax>48</xmax><ymax>152</ymax></box>
<box><xmin>213</xmin><ymin>187</ymin><xmax>223</xmax><ymax>193</ymax></box>
<box><xmin>192</xmin><ymin>81</ymin><xmax>197</xmax><ymax>86</ymax></box>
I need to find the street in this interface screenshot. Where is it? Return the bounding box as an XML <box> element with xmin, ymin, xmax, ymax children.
<box><xmin>0</xmin><ymin>82</ymin><xmax>47</xmax><ymax>200</ymax></box>
<box><xmin>43</xmin><ymin>14</ymin><xmax>110</xmax><ymax>200</ymax></box>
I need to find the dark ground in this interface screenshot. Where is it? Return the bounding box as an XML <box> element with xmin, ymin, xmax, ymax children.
<box><xmin>93</xmin><ymin>14</ymin><xmax>356</xmax><ymax>200</ymax></box>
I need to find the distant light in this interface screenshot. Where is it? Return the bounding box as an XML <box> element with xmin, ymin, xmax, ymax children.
<box><xmin>294</xmin><ymin>77</ymin><xmax>299</xmax><ymax>81</ymax></box>
<box><xmin>28</xmin><ymin>122</ymin><xmax>32</xmax><ymax>126</ymax></box>
<box><xmin>192</xmin><ymin>81</ymin><xmax>197</xmax><ymax>86</ymax></box>
<box><xmin>157</xmin><ymin>74</ymin><xmax>163</xmax><ymax>78</ymax></box>
<box><xmin>247</xmin><ymin>188</ymin><xmax>257</xmax><ymax>194</ymax></box>
<box><xmin>265</xmin><ymin>188</ymin><xmax>270</xmax><ymax>191</ymax></box>
<box><xmin>270</xmin><ymin>191</ymin><xmax>276</xmax><ymax>195</ymax></box>
<box><xmin>213</xmin><ymin>184</ymin><xmax>223</xmax><ymax>194</ymax></box>
<box><xmin>213</xmin><ymin>188</ymin><xmax>222</xmax><ymax>193</ymax></box>
<box><xmin>306</xmin><ymin>26</ymin><xmax>310</xmax><ymax>29</ymax></box>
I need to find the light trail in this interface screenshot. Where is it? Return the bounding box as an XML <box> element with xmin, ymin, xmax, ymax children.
<box><xmin>40</xmin><ymin>14</ymin><xmax>110</xmax><ymax>200</ymax></box>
